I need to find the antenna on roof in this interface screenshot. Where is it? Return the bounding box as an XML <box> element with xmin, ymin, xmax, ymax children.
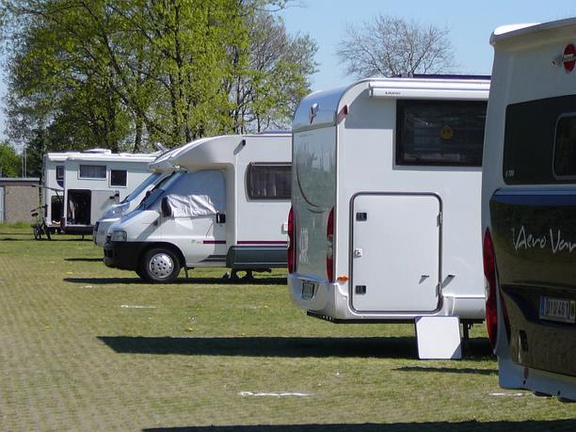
<box><xmin>155</xmin><ymin>142</ymin><xmax>168</xmax><ymax>152</ymax></box>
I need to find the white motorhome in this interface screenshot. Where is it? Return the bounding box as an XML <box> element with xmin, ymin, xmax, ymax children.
<box><xmin>482</xmin><ymin>18</ymin><xmax>576</xmax><ymax>401</ymax></box>
<box><xmin>288</xmin><ymin>76</ymin><xmax>489</xmax><ymax>358</ymax></box>
<box><xmin>92</xmin><ymin>146</ymin><xmax>187</xmax><ymax>247</ymax></box>
<box><xmin>103</xmin><ymin>133</ymin><xmax>291</xmax><ymax>282</ymax></box>
<box><xmin>42</xmin><ymin>149</ymin><xmax>157</xmax><ymax>235</ymax></box>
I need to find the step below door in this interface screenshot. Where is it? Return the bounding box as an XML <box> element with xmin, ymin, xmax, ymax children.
<box><xmin>351</xmin><ymin>193</ymin><xmax>441</xmax><ymax>313</ymax></box>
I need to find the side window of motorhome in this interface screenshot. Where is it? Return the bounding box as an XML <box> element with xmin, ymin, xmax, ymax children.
<box><xmin>503</xmin><ymin>96</ymin><xmax>576</xmax><ymax>184</ymax></box>
<box><xmin>110</xmin><ymin>169</ymin><xmax>127</xmax><ymax>187</ymax></box>
<box><xmin>79</xmin><ymin>164</ymin><xmax>106</xmax><ymax>179</ymax></box>
<box><xmin>247</xmin><ymin>163</ymin><xmax>291</xmax><ymax>200</ymax></box>
<box><xmin>554</xmin><ymin>114</ymin><xmax>576</xmax><ymax>178</ymax></box>
<box><xmin>56</xmin><ymin>165</ymin><xmax>64</xmax><ymax>187</ymax></box>
<box><xmin>396</xmin><ymin>100</ymin><xmax>487</xmax><ymax>167</ymax></box>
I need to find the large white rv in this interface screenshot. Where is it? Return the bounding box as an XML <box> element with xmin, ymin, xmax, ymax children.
<box><xmin>103</xmin><ymin>133</ymin><xmax>291</xmax><ymax>282</ymax></box>
<box><xmin>482</xmin><ymin>18</ymin><xmax>576</xmax><ymax>401</ymax></box>
<box><xmin>288</xmin><ymin>76</ymin><xmax>489</xmax><ymax>357</ymax></box>
<box><xmin>42</xmin><ymin>149</ymin><xmax>157</xmax><ymax>235</ymax></box>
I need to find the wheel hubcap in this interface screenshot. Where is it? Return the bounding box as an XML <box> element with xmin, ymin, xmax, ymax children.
<box><xmin>148</xmin><ymin>253</ymin><xmax>174</xmax><ymax>279</ymax></box>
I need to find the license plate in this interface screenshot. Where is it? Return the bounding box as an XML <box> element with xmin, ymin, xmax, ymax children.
<box><xmin>302</xmin><ymin>282</ymin><xmax>315</xmax><ymax>300</ymax></box>
<box><xmin>539</xmin><ymin>296</ymin><xmax>576</xmax><ymax>323</ymax></box>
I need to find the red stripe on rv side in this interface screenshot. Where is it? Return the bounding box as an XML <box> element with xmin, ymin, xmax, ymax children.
<box><xmin>202</xmin><ymin>240</ymin><xmax>288</xmax><ymax>245</ymax></box>
<box><xmin>238</xmin><ymin>241</ymin><xmax>288</xmax><ymax>245</ymax></box>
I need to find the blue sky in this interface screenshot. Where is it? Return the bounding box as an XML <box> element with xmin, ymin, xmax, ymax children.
<box><xmin>278</xmin><ymin>0</ymin><xmax>576</xmax><ymax>91</ymax></box>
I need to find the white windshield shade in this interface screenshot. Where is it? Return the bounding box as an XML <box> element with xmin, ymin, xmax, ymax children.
<box><xmin>166</xmin><ymin>170</ymin><xmax>225</xmax><ymax>217</ymax></box>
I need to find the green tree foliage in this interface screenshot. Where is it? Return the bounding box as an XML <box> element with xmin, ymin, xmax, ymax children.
<box><xmin>0</xmin><ymin>0</ymin><xmax>317</xmax><ymax>172</ymax></box>
<box><xmin>0</xmin><ymin>141</ymin><xmax>21</xmax><ymax>177</ymax></box>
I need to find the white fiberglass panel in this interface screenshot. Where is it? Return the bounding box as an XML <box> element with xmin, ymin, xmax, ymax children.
<box><xmin>351</xmin><ymin>193</ymin><xmax>441</xmax><ymax>313</ymax></box>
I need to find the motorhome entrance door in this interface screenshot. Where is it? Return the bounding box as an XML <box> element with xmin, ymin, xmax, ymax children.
<box><xmin>351</xmin><ymin>193</ymin><xmax>441</xmax><ymax>313</ymax></box>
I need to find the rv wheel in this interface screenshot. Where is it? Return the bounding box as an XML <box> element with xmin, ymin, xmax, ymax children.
<box><xmin>140</xmin><ymin>248</ymin><xmax>181</xmax><ymax>283</ymax></box>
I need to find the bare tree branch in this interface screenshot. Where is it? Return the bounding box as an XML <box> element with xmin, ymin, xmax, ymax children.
<box><xmin>337</xmin><ymin>15</ymin><xmax>457</xmax><ymax>79</ymax></box>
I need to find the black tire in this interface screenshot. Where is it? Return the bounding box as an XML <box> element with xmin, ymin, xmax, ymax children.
<box><xmin>139</xmin><ymin>248</ymin><xmax>181</xmax><ymax>283</ymax></box>
<box><xmin>33</xmin><ymin>226</ymin><xmax>42</xmax><ymax>240</ymax></box>
<box><xmin>44</xmin><ymin>225</ymin><xmax>52</xmax><ymax>241</ymax></box>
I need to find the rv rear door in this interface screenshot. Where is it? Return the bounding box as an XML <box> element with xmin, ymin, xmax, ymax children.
<box><xmin>351</xmin><ymin>193</ymin><xmax>441</xmax><ymax>313</ymax></box>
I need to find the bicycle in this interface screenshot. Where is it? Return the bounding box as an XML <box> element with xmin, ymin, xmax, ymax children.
<box><xmin>31</xmin><ymin>204</ymin><xmax>52</xmax><ymax>240</ymax></box>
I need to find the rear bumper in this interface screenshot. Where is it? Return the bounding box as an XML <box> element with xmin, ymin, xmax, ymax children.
<box><xmin>103</xmin><ymin>242</ymin><xmax>147</xmax><ymax>270</ymax></box>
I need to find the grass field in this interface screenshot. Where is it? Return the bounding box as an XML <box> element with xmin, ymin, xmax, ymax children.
<box><xmin>0</xmin><ymin>225</ymin><xmax>574</xmax><ymax>431</ymax></box>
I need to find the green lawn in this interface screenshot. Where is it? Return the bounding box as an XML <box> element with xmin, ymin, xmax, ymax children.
<box><xmin>0</xmin><ymin>226</ymin><xmax>574</xmax><ymax>431</ymax></box>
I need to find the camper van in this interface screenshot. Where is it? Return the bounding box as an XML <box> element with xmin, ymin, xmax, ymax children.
<box><xmin>42</xmin><ymin>149</ymin><xmax>157</xmax><ymax>235</ymax></box>
<box><xmin>103</xmin><ymin>133</ymin><xmax>291</xmax><ymax>282</ymax></box>
<box><xmin>92</xmin><ymin>146</ymin><xmax>190</xmax><ymax>247</ymax></box>
<box><xmin>482</xmin><ymin>18</ymin><xmax>576</xmax><ymax>401</ymax></box>
<box><xmin>288</xmin><ymin>76</ymin><xmax>489</xmax><ymax>357</ymax></box>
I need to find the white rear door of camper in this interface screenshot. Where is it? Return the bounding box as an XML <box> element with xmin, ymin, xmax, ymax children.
<box><xmin>351</xmin><ymin>193</ymin><xmax>441</xmax><ymax>313</ymax></box>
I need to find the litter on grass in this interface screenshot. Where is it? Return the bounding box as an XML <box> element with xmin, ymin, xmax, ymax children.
<box><xmin>239</xmin><ymin>391</ymin><xmax>313</xmax><ymax>398</ymax></box>
<box><xmin>120</xmin><ymin>305</ymin><xmax>156</xmax><ymax>309</ymax></box>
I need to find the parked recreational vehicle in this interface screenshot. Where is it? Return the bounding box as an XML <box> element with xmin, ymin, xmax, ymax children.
<box><xmin>288</xmin><ymin>76</ymin><xmax>489</xmax><ymax>358</ymax></box>
<box><xmin>103</xmin><ymin>133</ymin><xmax>291</xmax><ymax>283</ymax></box>
<box><xmin>92</xmin><ymin>146</ymin><xmax>189</xmax><ymax>247</ymax></box>
<box><xmin>483</xmin><ymin>18</ymin><xmax>576</xmax><ymax>401</ymax></box>
<box><xmin>41</xmin><ymin>149</ymin><xmax>157</xmax><ymax>235</ymax></box>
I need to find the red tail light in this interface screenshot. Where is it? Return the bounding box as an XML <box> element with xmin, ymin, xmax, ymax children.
<box><xmin>288</xmin><ymin>207</ymin><xmax>294</xmax><ymax>273</ymax></box>
<box><xmin>483</xmin><ymin>229</ymin><xmax>510</xmax><ymax>349</ymax></box>
<box><xmin>326</xmin><ymin>207</ymin><xmax>334</xmax><ymax>282</ymax></box>
<box><xmin>483</xmin><ymin>229</ymin><xmax>498</xmax><ymax>348</ymax></box>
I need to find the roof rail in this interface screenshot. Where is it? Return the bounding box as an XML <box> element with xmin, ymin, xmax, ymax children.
<box><xmin>392</xmin><ymin>74</ymin><xmax>491</xmax><ymax>80</ymax></box>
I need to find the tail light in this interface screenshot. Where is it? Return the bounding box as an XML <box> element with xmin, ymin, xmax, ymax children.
<box><xmin>483</xmin><ymin>228</ymin><xmax>510</xmax><ymax>349</ymax></box>
<box><xmin>326</xmin><ymin>207</ymin><xmax>334</xmax><ymax>282</ymax></box>
<box><xmin>483</xmin><ymin>229</ymin><xmax>498</xmax><ymax>348</ymax></box>
<box><xmin>287</xmin><ymin>207</ymin><xmax>294</xmax><ymax>273</ymax></box>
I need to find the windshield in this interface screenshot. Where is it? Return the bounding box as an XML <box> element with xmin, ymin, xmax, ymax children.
<box><xmin>121</xmin><ymin>172</ymin><xmax>162</xmax><ymax>203</ymax></box>
<box><xmin>139</xmin><ymin>171</ymin><xmax>185</xmax><ymax>209</ymax></box>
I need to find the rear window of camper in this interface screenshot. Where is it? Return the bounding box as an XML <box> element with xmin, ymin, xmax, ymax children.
<box><xmin>503</xmin><ymin>95</ymin><xmax>576</xmax><ymax>184</ymax></box>
<box><xmin>79</xmin><ymin>164</ymin><xmax>106</xmax><ymax>179</ymax></box>
<box><xmin>247</xmin><ymin>163</ymin><xmax>291</xmax><ymax>200</ymax></box>
<box><xmin>396</xmin><ymin>100</ymin><xmax>486</xmax><ymax>167</ymax></box>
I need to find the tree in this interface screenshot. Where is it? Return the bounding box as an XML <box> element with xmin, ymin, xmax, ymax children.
<box><xmin>336</xmin><ymin>15</ymin><xmax>456</xmax><ymax>78</ymax></box>
<box><xmin>227</xmin><ymin>9</ymin><xmax>317</xmax><ymax>133</ymax></box>
<box><xmin>0</xmin><ymin>142</ymin><xmax>21</xmax><ymax>177</ymax></box>
<box><xmin>0</xmin><ymin>0</ymin><xmax>315</xmax><ymax>157</ymax></box>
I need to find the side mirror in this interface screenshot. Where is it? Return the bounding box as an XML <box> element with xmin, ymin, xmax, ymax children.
<box><xmin>161</xmin><ymin>196</ymin><xmax>172</xmax><ymax>217</ymax></box>
<box><xmin>216</xmin><ymin>213</ymin><xmax>226</xmax><ymax>224</ymax></box>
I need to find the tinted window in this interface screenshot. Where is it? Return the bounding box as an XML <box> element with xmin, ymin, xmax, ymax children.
<box><xmin>79</xmin><ymin>164</ymin><xmax>106</xmax><ymax>179</ymax></box>
<box><xmin>247</xmin><ymin>163</ymin><xmax>291</xmax><ymax>200</ymax></box>
<box><xmin>504</xmin><ymin>95</ymin><xmax>576</xmax><ymax>184</ymax></box>
<box><xmin>396</xmin><ymin>100</ymin><xmax>486</xmax><ymax>166</ymax></box>
<box><xmin>110</xmin><ymin>169</ymin><xmax>127</xmax><ymax>186</ymax></box>
<box><xmin>554</xmin><ymin>114</ymin><xmax>576</xmax><ymax>178</ymax></box>
<box><xmin>56</xmin><ymin>165</ymin><xmax>64</xmax><ymax>187</ymax></box>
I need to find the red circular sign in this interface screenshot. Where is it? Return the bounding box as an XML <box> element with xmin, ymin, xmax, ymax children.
<box><xmin>563</xmin><ymin>43</ymin><xmax>576</xmax><ymax>72</ymax></box>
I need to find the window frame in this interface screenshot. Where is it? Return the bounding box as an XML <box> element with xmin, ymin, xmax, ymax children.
<box><xmin>79</xmin><ymin>164</ymin><xmax>106</xmax><ymax>180</ymax></box>
<box><xmin>110</xmin><ymin>169</ymin><xmax>128</xmax><ymax>187</ymax></box>
<box><xmin>395</xmin><ymin>99</ymin><xmax>486</xmax><ymax>167</ymax></box>
<box><xmin>246</xmin><ymin>162</ymin><xmax>291</xmax><ymax>200</ymax></box>
<box><xmin>553</xmin><ymin>112</ymin><xmax>576</xmax><ymax>180</ymax></box>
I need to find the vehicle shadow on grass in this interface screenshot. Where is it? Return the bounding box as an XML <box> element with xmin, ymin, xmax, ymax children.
<box><xmin>98</xmin><ymin>335</ymin><xmax>493</xmax><ymax>362</ymax></box>
<box><xmin>65</xmin><ymin>257</ymin><xmax>104</xmax><ymax>262</ymax></box>
<box><xmin>65</xmin><ymin>276</ymin><xmax>288</xmax><ymax>286</ymax></box>
<box><xmin>141</xmin><ymin>420</ymin><xmax>576</xmax><ymax>432</ymax></box>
